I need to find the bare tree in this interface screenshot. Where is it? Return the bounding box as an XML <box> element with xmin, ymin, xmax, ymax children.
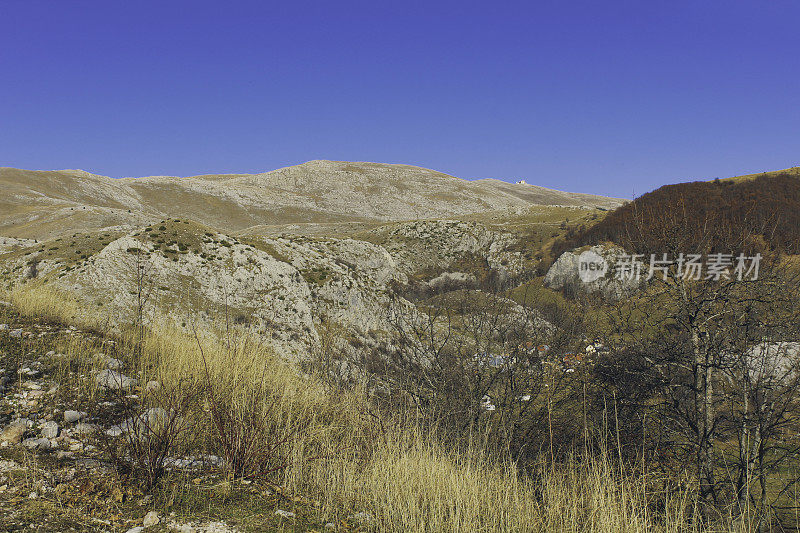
<box><xmin>373</xmin><ymin>284</ymin><xmax>585</xmax><ymax>464</ymax></box>
<box><xmin>122</xmin><ymin>243</ymin><xmax>157</xmax><ymax>357</ymax></box>
<box><xmin>601</xmin><ymin>198</ymin><xmax>800</xmax><ymax>520</ymax></box>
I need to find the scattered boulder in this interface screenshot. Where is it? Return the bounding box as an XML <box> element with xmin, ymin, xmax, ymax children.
<box><xmin>0</xmin><ymin>419</ymin><xmax>29</xmax><ymax>445</ymax></box>
<box><xmin>72</xmin><ymin>422</ymin><xmax>98</xmax><ymax>435</ymax></box>
<box><xmin>24</xmin><ymin>261</ymin><xmax>39</xmax><ymax>279</ymax></box>
<box><xmin>22</xmin><ymin>437</ymin><xmax>51</xmax><ymax>451</ymax></box>
<box><xmin>165</xmin><ymin>520</ymin><xmax>237</xmax><ymax>532</ymax></box>
<box><xmin>107</xmin><ymin>407</ymin><xmax>180</xmax><ymax>438</ymax></box>
<box><xmin>143</xmin><ymin>511</ymin><xmax>160</xmax><ymax>527</ymax></box>
<box><xmin>64</xmin><ymin>410</ymin><xmax>86</xmax><ymax>424</ymax></box>
<box><xmin>40</xmin><ymin>421</ymin><xmax>59</xmax><ymax>439</ymax></box>
<box><xmin>544</xmin><ymin>244</ymin><xmax>644</xmax><ymax>301</ymax></box>
<box><xmin>19</xmin><ymin>367</ymin><xmax>39</xmax><ymax>378</ymax></box>
<box><xmin>105</xmin><ymin>425</ymin><xmax>125</xmax><ymax>437</ymax></box>
<box><xmin>426</xmin><ymin>271</ymin><xmax>477</xmax><ymax>292</ymax></box>
<box><xmin>99</xmin><ymin>354</ymin><xmax>123</xmax><ymax>370</ymax></box>
<box><xmin>27</xmin><ymin>389</ymin><xmax>45</xmax><ymax>400</ymax></box>
<box><xmin>351</xmin><ymin>511</ymin><xmax>373</xmax><ymax>524</ymax></box>
<box><xmin>0</xmin><ymin>459</ymin><xmax>20</xmax><ymax>472</ymax></box>
<box><xmin>96</xmin><ymin>369</ymin><xmax>137</xmax><ymax>390</ymax></box>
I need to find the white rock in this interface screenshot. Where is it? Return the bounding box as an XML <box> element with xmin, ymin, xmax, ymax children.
<box><xmin>202</xmin><ymin>522</ymin><xmax>237</xmax><ymax>533</ymax></box>
<box><xmin>96</xmin><ymin>369</ymin><xmax>137</xmax><ymax>390</ymax></box>
<box><xmin>101</xmin><ymin>355</ymin><xmax>124</xmax><ymax>370</ymax></box>
<box><xmin>72</xmin><ymin>422</ymin><xmax>97</xmax><ymax>435</ymax></box>
<box><xmin>63</xmin><ymin>410</ymin><xmax>86</xmax><ymax>424</ymax></box>
<box><xmin>0</xmin><ymin>459</ymin><xmax>20</xmax><ymax>471</ymax></box>
<box><xmin>544</xmin><ymin>244</ymin><xmax>643</xmax><ymax>301</ymax></box>
<box><xmin>126</xmin><ymin>528</ymin><xmax>144</xmax><ymax>533</ymax></box>
<box><xmin>105</xmin><ymin>424</ymin><xmax>126</xmax><ymax>437</ymax></box>
<box><xmin>351</xmin><ymin>511</ymin><xmax>373</xmax><ymax>523</ymax></box>
<box><xmin>274</xmin><ymin>510</ymin><xmax>295</xmax><ymax>519</ymax></box>
<box><xmin>22</xmin><ymin>437</ymin><xmax>51</xmax><ymax>450</ymax></box>
<box><xmin>108</xmin><ymin>408</ymin><xmax>178</xmax><ymax>438</ymax></box>
<box><xmin>40</xmin><ymin>421</ymin><xmax>59</xmax><ymax>439</ymax></box>
<box><xmin>143</xmin><ymin>510</ymin><xmax>160</xmax><ymax>527</ymax></box>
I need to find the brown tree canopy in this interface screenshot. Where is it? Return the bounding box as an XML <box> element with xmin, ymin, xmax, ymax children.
<box><xmin>552</xmin><ymin>173</ymin><xmax>800</xmax><ymax>259</ymax></box>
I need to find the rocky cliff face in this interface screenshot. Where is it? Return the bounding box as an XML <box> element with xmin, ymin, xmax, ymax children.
<box><xmin>2</xmin><ymin>221</ymin><xmax>416</xmax><ymax>359</ymax></box>
<box><xmin>59</xmin><ymin>233</ymin><xmax>318</xmax><ymax>357</ymax></box>
<box><xmin>544</xmin><ymin>244</ymin><xmax>643</xmax><ymax>301</ymax></box>
<box><xmin>362</xmin><ymin>219</ymin><xmax>525</xmax><ymax>280</ymax></box>
<box><xmin>0</xmin><ymin>214</ymin><xmax>550</xmax><ymax>359</ymax></box>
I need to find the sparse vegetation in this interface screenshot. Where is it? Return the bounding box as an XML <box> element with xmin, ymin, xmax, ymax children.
<box><xmin>2</xmin><ymin>163</ymin><xmax>800</xmax><ymax>531</ymax></box>
<box><xmin>0</xmin><ymin>284</ymin><xmax>775</xmax><ymax>531</ymax></box>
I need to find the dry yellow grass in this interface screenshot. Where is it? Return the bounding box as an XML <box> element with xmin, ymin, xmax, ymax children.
<box><xmin>10</xmin><ymin>285</ymin><xmax>753</xmax><ymax>532</ymax></box>
<box><xmin>10</xmin><ymin>283</ymin><xmax>88</xmax><ymax>327</ymax></box>
<box><xmin>720</xmin><ymin>166</ymin><xmax>800</xmax><ymax>183</ymax></box>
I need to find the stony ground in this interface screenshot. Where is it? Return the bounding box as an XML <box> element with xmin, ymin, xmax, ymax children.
<box><xmin>0</xmin><ymin>303</ymin><xmax>359</xmax><ymax>532</ymax></box>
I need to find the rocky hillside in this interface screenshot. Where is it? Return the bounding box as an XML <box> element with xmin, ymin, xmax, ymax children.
<box><xmin>0</xmin><ymin>210</ymin><xmax>578</xmax><ymax>365</ymax></box>
<box><xmin>0</xmin><ymin>305</ymin><xmax>340</xmax><ymax>532</ymax></box>
<box><xmin>0</xmin><ymin>160</ymin><xmax>623</xmax><ymax>363</ymax></box>
<box><xmin>1</xmin><ymin>160</ymin><xmax>624</xmax><ymax>241</ymax></box>
<box><xmin>0</xmin><ymin>219</ymin><xmax>422</xmax><ymax>360</ymax></box>
<box><xmin>359</xmin><ymin>219</ymin><xmax>525</xmax><ymax>281</ymax></box>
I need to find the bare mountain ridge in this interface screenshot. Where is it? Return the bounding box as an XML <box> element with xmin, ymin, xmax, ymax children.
<box><xmin>0</xmin><ymin>160</ymin><xmax>623</xmax><ymax>239</ymax></box>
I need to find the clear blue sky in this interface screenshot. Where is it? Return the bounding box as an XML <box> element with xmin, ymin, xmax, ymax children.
<box><xmin>2</xmin><ymin>0</ymin><xmax>799</xmax><ymax>197</ymax></box>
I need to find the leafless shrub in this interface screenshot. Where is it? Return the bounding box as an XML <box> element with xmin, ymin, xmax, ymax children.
<box><xmin>193</xmin><ymin>331</ymin><xmax>298</xmax><ymax>481</ymax></box>
<box><xmin>101</xmin><ymin>377</ymin><xmax>204</xmax><ymax>491</ymax></box>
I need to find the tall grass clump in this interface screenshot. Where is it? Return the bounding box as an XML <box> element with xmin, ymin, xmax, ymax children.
<box><xmin>10</xmin><ymin>283</ymin><xmax>88</xmax><ymax>328</ymax></box>
<box><xmin>134</xmin><ymin>325</ymin><xmax>370</xmax><ymax>484</ymax></box>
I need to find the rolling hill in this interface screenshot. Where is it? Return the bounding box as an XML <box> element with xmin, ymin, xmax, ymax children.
<box><xmin>0</xmin><ymin>160</ymin><xmax>624</xmax><ymax>240</ymax></box>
